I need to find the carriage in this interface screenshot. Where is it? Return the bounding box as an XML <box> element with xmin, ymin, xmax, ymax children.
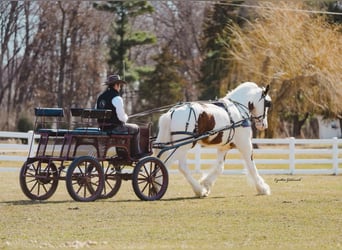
<box><xmin>19</xmin><ymin>107</ymin><xmax>168</xmax><ymax>202</ymax></box>
<box><xmin>20</xmin><ymin>82</ymin><xmax>272</xmax><ymax>202</ymax></box>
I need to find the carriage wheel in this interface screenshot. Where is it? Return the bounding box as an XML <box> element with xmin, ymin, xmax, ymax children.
<box><xmin>132</xmin><ymin>157</ymin><xmax>168</xmax><ymax>201</ymax></box>
<box><xmin>66</xmin><ymin>156</ymin><xmax>104</xmax><ymax>202</ymax></box>
<box><xmin>19</xmin><ymin>160</ymin><xmax>59</xmax><ymax>200</ymax></box>
<box><xmin>99</xmin><ymin>161</ymin><xmax>122</xmax><ymax>199</ymax></box>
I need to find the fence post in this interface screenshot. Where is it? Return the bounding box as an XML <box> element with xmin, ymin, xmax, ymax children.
<box><xmin>27</xmin><ymin>130</ymin><xmax>35</xmax><ymax>157</ymax></box>
<box><xmin>289</xmin><ymin>137</ymin><xmax>295</xmax><ymax>175</ymax></box>
<box><xmin>194</xmin><ymin>144</ymin><xmax>201</xmax><ymax>173</ymax></box>
<box><xmin>332</xmin><ymin>137</ymin><xmax>338</xmax><ymax>175</ymax></box>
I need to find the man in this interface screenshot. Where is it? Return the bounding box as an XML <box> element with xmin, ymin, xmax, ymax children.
<box><xmin>96</xmin><ymin>74</ymin><xmax>142</xmax><ymax>158</ymax></box>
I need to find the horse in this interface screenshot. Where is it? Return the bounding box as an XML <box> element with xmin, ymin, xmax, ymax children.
<box><xmin>153</xmin><ymin>82</ymin><xmax>272</xmax><ymax>197</ymax></box>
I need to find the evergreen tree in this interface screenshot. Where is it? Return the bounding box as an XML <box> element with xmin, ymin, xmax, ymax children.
<box><xmin>199</xmin><ymin>1</ymin><xmax>246</xmax><ymax>100</ymax></box>
<box><xmin>94</xmin><ymin>1</ymin><xmax>156</xmax><ymax>82</ymax></box>
<box><xmin>140</xmin><ymin>46</ymin><xmax>186</xmax><ymax>110</ymax></box>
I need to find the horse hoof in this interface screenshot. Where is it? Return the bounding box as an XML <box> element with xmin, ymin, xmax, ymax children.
<box><xmin>201</xmin><ymin>187</ymin><xmax>210</xmax><ymax>197</ymax></box>
<box><xmin>194</xmin><ymin>187</ymin><xmax>210</xmax><ymax>198</ymax></box>
<box><xmin>258</xmin><ymin>184</ymin><xmax>271</xmax><ymax>195</ymax></box>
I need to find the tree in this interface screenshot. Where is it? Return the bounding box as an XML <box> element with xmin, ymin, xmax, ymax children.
<box><xmin>227</xmin><ymin>2</ymin><xmax>342</xmax><ymax>137</ymax></box>
<box><xmin>149</xmin><ymin>1</ymin><xmax>208</xmax><ymax>101</ymax></box>
<box><xmin>199</xmin><ymin>0</ymin><xmax>247</xmax><ymax>100</ymax></box>
<box><xmin>94</xmin><ymin>1</ymin><xmax>156</xmax><ymax>115</ymax></box>
<box><xmin>139</xmin><ymin>46</ymin><xmax>186</xmax><ymax>109</ymax></box>
<box><xmin>0</xmin><ymin>2</ymin><xmax>39</xmax><ymax>129</ymax></box>
<box><xmin>94</xmin><ymin>1</ymin><xmax>155</xmax><ymax>80</ymax></box>
<box><xmin>0</xmin><ymin>2</ymin><xmax>109</xmax><ymax>130</ymax></box>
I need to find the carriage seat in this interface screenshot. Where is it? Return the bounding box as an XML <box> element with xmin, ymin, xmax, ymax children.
<box><xmin>34</xmin><ymin>108</ymin><xmax>69</xmax><ymax>136</ymax></box>
<box><xmin>70</xmin><ymin>108</ymin><xmax>129</xmax><ymax>135</ymax></box>
<box><xmin>35</xmin><ymin>107</ymin><xmax>64</xmax><ymax>117</ymax></box>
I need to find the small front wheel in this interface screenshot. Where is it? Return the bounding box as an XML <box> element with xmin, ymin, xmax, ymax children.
<box><xmin>66</xmin><ymin>156</ymin><xmax>104</xmax><ymax>202</ymax></box>
<box><xmin>132</xmin><ymin>157</ymin><xmax>168</xmax><ymax>201</ymax></box>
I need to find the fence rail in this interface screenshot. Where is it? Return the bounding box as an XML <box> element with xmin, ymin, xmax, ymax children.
<box><xmin>0</xmin><ymin>131</ymin><xmax>341</xmax><ymax>175</ymax></box>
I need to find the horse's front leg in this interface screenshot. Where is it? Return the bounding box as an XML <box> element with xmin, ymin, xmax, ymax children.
<box><xmin>236</xmin><ymin>136</ymin><xmax>271</xmax><ymax>195</ymax></box>
<box><xmin>242</xmin><ymin>150</ymin><xmax>271</xmax><ymax>195</ymax></box>
<box><xmin>178</xmin><ymin>156</ymin><xmax>209</xmax><ymax>197</ymax></box>
<box><xmin>199</xmin><ymin>149</ymin><xmax>226</xmax><ymax>195</ymax></box>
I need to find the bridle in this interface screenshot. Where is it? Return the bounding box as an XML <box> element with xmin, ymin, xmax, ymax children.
<box><xmin>250</xmin><ymin>85</ymin><xmax>272</xmax><ymax>123</ymax></box>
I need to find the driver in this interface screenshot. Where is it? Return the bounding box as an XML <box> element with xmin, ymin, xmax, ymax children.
<box><xmin>96</xmin><ymin>74</ymin><xmax>142</xmax><ymax>158</ymax></box>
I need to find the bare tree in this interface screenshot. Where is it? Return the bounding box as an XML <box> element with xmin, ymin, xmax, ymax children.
<box><xmin>0</xmin><ymin>2</ymin><xmax>111</xmax><ymax>130</ymax></box>
<box><xmin>0</xmin><ymin>2</ymin><xmax>40</xmax><ymax>129</ymax></box>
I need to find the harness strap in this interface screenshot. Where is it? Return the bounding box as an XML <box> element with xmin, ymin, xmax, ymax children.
<box><xmin>218</xmin><ymin>100</ymin><xmax>235</xmax><ymax>125</ymax></box>
<box><xmin>228</xmin><ymin>98</ymin><xmax>250</xmax><ymax>121</ymax></box>
<box><xmin>171</xmin><ymin>131</ymin><xmax>195</xmax><ymax>136</ymax></box>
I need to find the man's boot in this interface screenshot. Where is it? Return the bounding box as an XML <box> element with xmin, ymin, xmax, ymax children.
<box><xmin>131</xmin><ymin>132</ymin><xmax>142</xmax><ymax>158</ymax></box>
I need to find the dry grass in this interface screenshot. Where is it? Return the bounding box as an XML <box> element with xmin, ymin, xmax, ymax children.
<box><xmin>0</xmin><ymin>170</ymin><xmax>341</xmax><ymax>249</ymax></box>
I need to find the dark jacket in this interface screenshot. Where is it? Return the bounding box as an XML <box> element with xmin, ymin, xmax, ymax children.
<box><xmin>96</xmin><ymin>88</ymin><xmax>122</xmax><ymax>128</ymax></box>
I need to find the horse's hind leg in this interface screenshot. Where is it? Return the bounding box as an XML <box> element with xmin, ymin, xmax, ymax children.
<box><xmin>199</xmin><ymin>149</ymin><xmax>226</xmax><ymax>195</ymax></box>
<box><xmin>178</xmin><ymin>156</ymin><xmax>209</xmax><ymax>197</ymax></box>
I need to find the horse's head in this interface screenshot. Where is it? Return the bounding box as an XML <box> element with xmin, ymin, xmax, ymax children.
<box><xmin>248</xmin><ymin>85</ymin><xmax>272</xmax><ymax>131</ymax></box>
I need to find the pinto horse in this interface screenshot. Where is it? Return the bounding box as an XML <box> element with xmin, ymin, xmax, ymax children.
<box><xmin>154</xmin><ymin>82</ymin><xmax>272</xmax><ymax>197</ymax></box>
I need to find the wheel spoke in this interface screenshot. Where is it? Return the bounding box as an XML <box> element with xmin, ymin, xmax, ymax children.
<box><xmin>140</xmin><ymin>182</ymin><xmax>150</xmax><ymax>194</ymax></box>
<box><xmin>41</xmin><ymin>183</ymin><xmax>49</xmax><ymax>193</ymax></box>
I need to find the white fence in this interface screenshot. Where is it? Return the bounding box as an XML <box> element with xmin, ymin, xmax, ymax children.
<box><xmin>0</xmin><ymin>131</ymin><xmax>341</xmax><ymax>175</ymax></box>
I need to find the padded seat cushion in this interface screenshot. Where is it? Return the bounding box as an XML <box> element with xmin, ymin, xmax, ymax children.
<box><xmin>35</xmin><ymin>108</ymin><xmax>64</xmax><ymax>117</ymax></box>
<box><xmin>36</xmin><ymin>128</ymin><xmax>69</xmax><ymax>136</ymax></box>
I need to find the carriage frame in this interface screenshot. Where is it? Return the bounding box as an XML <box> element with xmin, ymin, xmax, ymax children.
<box><xmin>19</xmin><ymin>107</ymin><xmax>169</xmax><ymax>202</ymax></box>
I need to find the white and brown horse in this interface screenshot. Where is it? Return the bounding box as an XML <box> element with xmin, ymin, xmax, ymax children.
<box><xmin>154</xmin><ymin>82</ymin><xmax>272</xmax><ymax>197</ymax></box>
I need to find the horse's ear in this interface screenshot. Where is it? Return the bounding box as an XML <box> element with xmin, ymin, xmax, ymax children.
<box><xmin>264</xmin><ymin>85</ymin><xmax>270</xmax><ymax>96</ymax></box>
<box><xmin>248</xmin><ymin>101</ymin><xmax>254</xmax><ymax>112</ymax></box>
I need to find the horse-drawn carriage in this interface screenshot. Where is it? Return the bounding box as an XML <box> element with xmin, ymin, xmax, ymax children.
<box><xmin>19</xmin><ymin>107</ymin><xmax>168</xmax><ymax>202</ymax></box>
<box><xmin>20</xmin><ymin>82</ymin><xmax>272</xmax><ymax>202</ymax></box>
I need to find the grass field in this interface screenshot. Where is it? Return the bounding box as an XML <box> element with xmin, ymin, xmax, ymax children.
<box><xmin>0</xmin><ymin>170</ymin><xmax>341</xmax><ymax>249</ymax></box>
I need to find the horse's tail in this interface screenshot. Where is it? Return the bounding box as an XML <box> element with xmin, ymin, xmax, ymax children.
<box><xmin>154</xmin><ymin>111</ymin><xmax>172</xmax><ymax>156</ymax></box>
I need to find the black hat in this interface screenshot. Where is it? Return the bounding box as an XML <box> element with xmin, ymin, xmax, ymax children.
<box><xmin>104</xmin><ymin>74</ymin><xmax>127</xmax><ymax>86</ymax></box>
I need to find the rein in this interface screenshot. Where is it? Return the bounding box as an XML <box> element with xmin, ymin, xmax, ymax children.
<box><xmin>128</xmin><ymin>104</ymin><xmax>176</xmax><ymax>119</ymax></box>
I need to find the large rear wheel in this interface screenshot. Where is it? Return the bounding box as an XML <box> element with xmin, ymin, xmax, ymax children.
<box><xmin>19</xmin><ymin>160</ymin><xmax>59</xmax><ymax>200</ymax></box>
<box><xmin>66</xmin><ymin>156</ymin><xmax>104</xmax><ymax>202</ymax></box>
<box><xmin>132</xmin><ymin>157</ymin><xmax>168</xmax><ymax>201</ymax></box>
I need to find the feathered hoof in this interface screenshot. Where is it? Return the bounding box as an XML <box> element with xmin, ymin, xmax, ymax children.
<box><xmin>257</xmin><ymin>183</ymin><xmax>271</xmax><ymax>195</ymax></box>
<box><xmin>194</xmin><ymin>186</ymin><xmax>210</xmax><ymax>198</ymax></box>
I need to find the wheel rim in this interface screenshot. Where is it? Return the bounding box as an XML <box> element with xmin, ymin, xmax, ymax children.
<box><xmin>133</xmin><ymin>157</ymin><xmax>168</xmax><ymax>201</ymax></box>
<box><xmin>66</xmin><ymin>156</ymin><xmax>104</xmax><ymax>202</ymax></box>
<box><xmin>20</xmin><ymin>161</ymin><xmax>58</xmax><ymax>200</ymax></box>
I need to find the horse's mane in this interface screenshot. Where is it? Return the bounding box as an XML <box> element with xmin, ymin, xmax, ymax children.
<box><xmin>225</xmin><ymin>82</ymin><xmax>259</xmax><ymax>99</ymax></box>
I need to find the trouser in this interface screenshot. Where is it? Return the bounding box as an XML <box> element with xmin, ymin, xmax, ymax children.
<box><xmin>111</xmin><ymin>123</ymin><xmax>141</xmax><ymax>157</ymax></box>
